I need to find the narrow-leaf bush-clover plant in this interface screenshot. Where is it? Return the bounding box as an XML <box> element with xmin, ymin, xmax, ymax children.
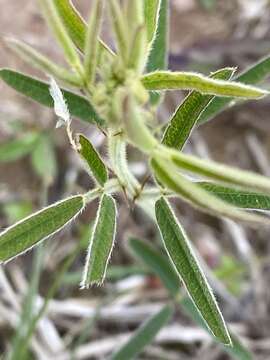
<box><xmin>1</xmin><ymin>0</ymin><xmax>270</xmax><ymax>348</ymax></box>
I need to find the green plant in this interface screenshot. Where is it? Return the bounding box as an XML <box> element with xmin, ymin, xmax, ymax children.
<box><xmin>1</xmin><ymin>0</ymin><xmax>270</xmax><ymax>352</ymax></box>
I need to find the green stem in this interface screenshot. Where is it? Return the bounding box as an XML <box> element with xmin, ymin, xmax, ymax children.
<box><xmin>108</xmin><ymin>129</ymin><xmax>140</xmax><ymax>198</ymax></box>
<box><xmin>84</xmin><ymin>188</ymin><xmax>102</xmax><ymax>203</ymax></box>
<box><xmin>84</xmin><ymin>179</ymin><xmax>121</xmax><ymax>204</ymax></box>
<box><xmin>9</xmin><ymin>184</ymin><xmax>48</xmax><ymax>360</ymax></box>
<box><xmin>124</xmin><ymin>95</ymin><xmax>158</xmax><ymax>154</ymax></box>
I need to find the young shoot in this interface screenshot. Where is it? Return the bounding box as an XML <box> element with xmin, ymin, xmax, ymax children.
<box><xmin>1</xmin><ymin>0</ymin><xmax>270</xmax><ymax>352</ymax></box>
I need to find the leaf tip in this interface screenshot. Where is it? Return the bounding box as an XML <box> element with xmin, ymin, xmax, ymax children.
<box><xmin>219</xmin><ymin>329</ymin><xmax>233</xmax><ymax>347</ymax></box>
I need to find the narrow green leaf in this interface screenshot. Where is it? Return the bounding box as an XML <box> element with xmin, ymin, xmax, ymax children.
<box><xmin>53</xmin><ymin>0</ymin><xmax>86</xmax><ymax>51</ymax></box>
<box><xmin>181</xmin><ymin>297</ymin><xmax>253</xmax><ymax>360</ymax></box>
<box><xmin>0</xmin><ymin>132</ymin><xmax>39</xmax><ymax>163</ymax></box>
<box><xmin>6</xmin><ymin>38</ymin><xmax>82</xmax><ymax>87</ymax></box>
<box><xmin>128</xmin><ymin>237</ymin><xmax>180</xmax><ymax>297</ymax></box>
<box><xmin>146</xmin><ymin>0</ymin><xmax>168</xmax><ymax>104</ymax></box>
<box><xmin>84</xmin><ymin>0</ymin><xmax>104</xmax><ymax>85</ymax></box>
<box><xmin>142</xmin><ymin>71</ymin><xmax>268</xmax><ymax>98</ymax></box>
<box><xmin>77</xmin><ymin>134</ymin><xmax>108</xmax><ymax>186</ymax></box>
<box><xmin>31</xmin><ymin>134</ymin><xmax>57</xmax><ymax>185</ymax></box>
<box><xmin>226</xmin><ymin>335</ymin><xmax>253</xmax><ymax>360</ymax></box>
<box><xmin>107</xmin><ymin>265</ymin><xmax>149</xmax><ymax>281</ymax></box>
<box><xmin>112</xmin><ymin>305</ymin><xmax>173</xmax><ymax>360</ymax></box>
<box><xmin>151</xmin><ymin>157</ymin><xmax>270</xmax><ymax>225</ymax></box>
<box><xmin>129</xmin><ymin>238</ymin><xmax>252</xmax><ymax>359</ymax></box>
<box><xmin>80</xmin><ymin>194</ymin><xmax>117</xmax><ymax>287</ymax></box>
<box><xmin>146</xmin><ymin>0</ymin><xmax>168</xmax><ymax>73</ymax></box>
<box><xmin>109</xmin><ymin>0</ymin><xmax>129</xmax><ymax>64</ymax></box>
<box><xmin>37</xmin><ymin>0</ymin><xmax>84</xmax><ymax>77</ymax></box>
<box><xmin>165</xmin><ymin>147</ymin><xmax>270</xmax><ymax>194</ymax></box>
<box><xmin>198</xmin><ymin>181</ymin><xmax>270</xmax><ymax>210</ymax></box>
<box><xmin>10</xmin><ymin>243</ymin><xmax>45</xmax><ymax>360</ymax></box>
<box><xmin>128</xmin><ymin>26</ymin><xmax>148</xmax><ymax>74</ymax></box>
<box><xmin>126</xmin><ymin>1</ymin><xmax>148</xmax><ymax>73</ymax></box>
<box><xmin>53</xmin><ymin>0</ymin><xmax>114</xmax><ymax>56</ymax></box>
<box><xmin>155</xmin><ymin>197</ymin><xmax>231</xmax><ymax>345</ymax></box>
<box><xmin>144</xmin><ymin>0</ymin><xmax>161</xmax><ymax>43</ymax></box>
<box><xmin>0</xmin><ymin>69</ymin><xmax>104</xmax><ymax>125</ymax></box>
<box><xmin>12</xmin><ymin>239</ymin><xmax>83</xmax><ymax>360</ymax></box>
<box><xmin>63</xmin><ymin>266</ymin><xmax>150</xmax><ymax>285</ymax></box>
<box><xmin>162</xmin><ymin>67</ymin><xmax>235</xmax><ymax>150</ymax></box>
<box><xmin>0</xmin><ymin>195</ymin><xmax>85</xmax><ymax>263</ymax></box>
<box><xmin>237</xmin><ymin>56</ymin><xmax>270</xmax><ymax>84</ymax></box>
<box><xmin>198</xmin><ymin>54</ymin><xmax>270</xmax><ymax>124</ymax></box>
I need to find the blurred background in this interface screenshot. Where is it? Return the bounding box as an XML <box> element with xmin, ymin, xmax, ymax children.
<box><xmin>1</xmin><ymin>0</ymin><xmax>270</xmax><ymax>359</ymax></box>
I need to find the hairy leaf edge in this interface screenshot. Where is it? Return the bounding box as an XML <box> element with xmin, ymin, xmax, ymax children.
<box><xmin>155</xmin><ymin>197</ymin><xmax>232</xmax><ymax>346</ymax></box>
<box><xmin>0</xmin><ymin>194</ymin><xmax>85</xmax><ymax>265</ymax></box>
<box><xmin>80</xmin><ymin>194</ymin><xmax>117</xmax><ymax>288</ymax></box>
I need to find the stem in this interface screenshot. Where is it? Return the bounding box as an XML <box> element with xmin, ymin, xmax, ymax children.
<box><xmin>108</xmin><ymin>129</ymin><xmax>140</xmax><ymax>198</ymax></box>
<box><xmin>9</xmin><ymin>184</ymin><xmax>49</xmax><ymax>360</ymax></box>
<box><xmin>124</xmin><ymin>95</ymin><xmax>158</xmax><ymax>154</ymax></box>
<box><xmin>104</xmin><ymin>178</ymin><xmax>122</xmax><ymax>194</ymax></box>
<box><xmin>84</xmin><ymin>179</ymin><xmax>121</xmax><ymax>204</ymax></box>
<box><xmin>84</xmin><ymin>188</ymin><xmax>102</xmax><ymax>203</ymax></box>
<box><xmin>67</xmin><ymin>120</ymin><xmax>77</xmax><ymax>150</ymax></box>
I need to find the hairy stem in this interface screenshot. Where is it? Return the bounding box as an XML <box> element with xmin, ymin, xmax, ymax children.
<box><xmin>108</xmin><ymin>130</ymin><xmax>140</xmax><ymax>199</ymax></box>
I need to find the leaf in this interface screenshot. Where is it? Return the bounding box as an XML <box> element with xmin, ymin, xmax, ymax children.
<box><xmin>112</xmin><ymin>305</ymin><xmax>173</xmax><ymax>360</ymax></box>
<box><xmin>37</xmin><ymin>0</ymin><xmax>84</xmax><ymax>76</ymax></box>
<box><xmin>53</xmin><ymin>0</ymin><xmax>114</xmax><ymax>56</ymax></box>
<box><xmin>142</xmin><ymin>71</ymin><xmax>268</xmax><ymax>98</ymax></box>
<box><xmin>31</xmin><ymin>134</ymin><xmax>57</xmax><ymax>185</ymax></box>
<box><xmin>226</xmin><ymin>335</ymin><xmax>253</xmax><ymax>360</ymax></box>
<box><xmin>80</xmin><ymin>194</ymin><xmax>117</xmax><ymax>287</ymax></box>
<box><xmin>11</xmin><ymin>237</ymin><xmax>83</xmax><ymax>360</ymax></box>
<box><xmin>128</xmin><ymin>26</ymin><xmax>148</xmax><ymax>74</ymax></box>
<box><xmin>146</xmin><ymin>0</ymin><xmax>168</xmax><ymax>73</ymax></box>
<box><xmin>165</xmin><ymin>147</ymin><xmax>270</xmax><ymax>194</ymax></box>
<box><xmin>180</xmin><ymin>297</ymin><xmax>253</xmax><ymax>360</ymax></box>
<box><xmin>53</xmin><ymin>0</ymin><xmax>86</xmax><ymax>52</ymax></box>
<box><xmin>155</xmin><ymin>197</ymin><xmax>231</xmax><ymax>345</ymax></box>
<box><xmin>146</xmin><ymin>0</ymin><xmax>168</xmax><ymax>104</ymax></box>
<box><xmin>63</xmin><ymin>266</ymin><xmax>150</xmax><ymax>285</ymax></box>
<box><xmin>198</xmin><ymin>181</ymin><xmax>270</xmax><ymax>210</ymax></box>
<box><xmin>129</xmin><ymin>238</ymin><xmax>252</xmax><ymax>359</ymax></box>
<box><xmin>144</xmin><ymin>0</ymin><xmax>161</xmax><ymax>43</ymax></box>
<box><xmin>84</xmin><ymin>0</ymin><xmax>104</xmax><ymax>85</ymax></box>
<box><xmin>53</xmin><ymin>0</ymin><xmax>86</xmax><ymax>51</ymax></box>
<box><xmin>77</xmin><ymin>134</ymin><xmax>108</xmax><ymax>186</ymax></box>
<box><xmin>198</xmin><ymin>54</ymin><xmax>270</xmax><ymax>124</ymax></box>
<box><xmin>0</xmin><ymin>132</ymin><xmax>39</xmax><ymax>163</ymax></box>
<box><xmin>128</xmin><ymin>237</ymin><xmax>180</xmax><ymax>297</ymax></box>
<box><xmin>0</xmin><ymin>69</ymin><xmax>104</xmax><ymax>126</ymax></box>
<box><xmin>109</xmin><ymin>0</ymin><xmax>129</xmax><ymax>64</ymax></box>
<box><xmin>151</xmin><ymin>157</ymin><xmax>270</xmax><ymax>225</ymax></box>
<box><xmin>6</xmin><ymin>38</ymin><xmax>82</xmax><ymax>87</ymax></box>
<box><xmin>0</xmin><ymin>195</ymin><xmax>85</xmax><ymax>263</ymax></box>
<box><xmin>162</xmin><ymin>67</ymin><xmax>235</xmax><ymax>150</ymax></box>
<box><xmin>126</xmin><ymin>1</ymin><xmax>148</xmax><ymax>73</ymax></box>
